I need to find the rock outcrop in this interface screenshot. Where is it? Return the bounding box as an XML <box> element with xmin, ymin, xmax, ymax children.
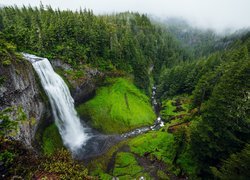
<box><xmin>72</xmin><ymin>67</ymin><xmax>103</xmax><ymax>104</ymax></box>
<box><xmin>0</xmin><ymin>57</ymin><xmax>50</xmax><ymax>147</ymax></box>
<box><xmin>51</xmin><ymin>59</ymin><xmax>104</xmax><ymax>104</ymax></box>
<box><xmin>0</xmin><ymin>57</ymin><xmax>102</xmax><ymax>148</ymax></box>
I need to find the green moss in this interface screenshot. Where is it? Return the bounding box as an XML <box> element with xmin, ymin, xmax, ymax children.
<box><xmin>0</xmin><ymin>150</ymin><xmax>14</xmax><ymax>166</ymax></box>
<box><xmin>88</xmin><ymin>139</ymin><xmax>131</xmax><ymax>176</ymax></box>
<box><xmin>99</xmin><ymin>173</ymin><xmax>113</xmax><ymax>180</ymax></box>
<box><xmin>160</xmin><ymin>96</ymin><xmax>191</xmax><ymax>121</ymax></box>
<box><xmin>77</xmin><ymin>78</ymin><xmax>155</xmax><ymax>133</ymax></box>
<box><xmin>115</xmin><ymin>152</ymin><xmax>137</xmax><ymax>167</ymax></box>
<box><xmin>0</xmin><ymin>106</ymin><xmax>26</xmax><ymax>137</ymax></box>
<box><xmin>161</xmin><ymin>100</ymin><xmax>178</xmax><ymax>117</ymax></box>
<box><xmin>0</xmin><ymin>76</ymin><xmax>4</xmax><ymax>85</ymax></box>
<box><xmin>88</xmin><ymin>138</ymin><xmax>150</xmax><ymax>179</ymax></box>
<box><xmin>113</xmin><ymin>152</ymin><xmax>143</xmax><ymax>178</ymax></box>
<box><xmin>42</xmin><ymin>123</ymin><xmax>64</xmax><ymax>155</ymax></box>
<box><xmin>129</xmin><ymin>131</ymin><xmax>175</xmax><ymax>165</ymax></box>
<box><xmin>157</xmin><ymin>170</ymin><xmax>170</xmax><ymax>180</ymax></box>
<box><xmin>65</xmin><ymin>69</ymin><xmax>85</xmax><ymax>80</ymax></box>
<box><xmin>176</xmin><ymin>146</ymin><xmax>198</xmax><ymax>177</ymax></box>
<box><xmin>2</xmin><ymin>59</ymin><xmax>11</xmax><ymax>66</ymax></box>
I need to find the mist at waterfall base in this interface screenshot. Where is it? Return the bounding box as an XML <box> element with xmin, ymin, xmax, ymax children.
<box><xmin>22</xmin><ymin>53</ymin><xmax>120</xmax><ymax>158</ymax></box>
<box><xmin>23</xmin><ymin>53</ymin><xmax>164</xmax><ymax>159</ymax></box>
<box><xmin>23</xmin><ymin>53</ymin><xmax>90</xmax><ymax>153</ymax></box>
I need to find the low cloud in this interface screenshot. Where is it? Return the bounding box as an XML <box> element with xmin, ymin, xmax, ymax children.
<box><xmin>1</xmin><ymin>0</ymin><xmax>250</xmax><ymax>33</ymax></box>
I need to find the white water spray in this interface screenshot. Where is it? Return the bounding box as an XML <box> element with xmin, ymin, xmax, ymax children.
<box><xmin>23</xmin><ymin>53</ymin><xmax>89</xmax><ymax>152</ymax></box>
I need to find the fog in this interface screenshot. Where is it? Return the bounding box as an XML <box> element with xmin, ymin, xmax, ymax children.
<box><xmin>1</xmin><ymin>0</ymin><xmax>250</xmax><ymax>33</ymax></box>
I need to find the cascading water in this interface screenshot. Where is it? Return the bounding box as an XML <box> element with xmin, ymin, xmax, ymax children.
<box><xmin>22</xmin><ymin>53</ymin><xmax>164</xmax><ymax>159</ymax></box>
<box><xmin>121</xmin><ymin>85</ymin><xmax>164</xmax><ymax>138</ymax></box>
<box><xmin>23</xmin><ymin>53</ymin><xmax>90</xmax><ymax>152</ymax></box>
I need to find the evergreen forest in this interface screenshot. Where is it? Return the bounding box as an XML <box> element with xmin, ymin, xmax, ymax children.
<box><xmin>0</xmin><ymin>5</ymin><xmax>249</xmax><ymax>179</ymax></box>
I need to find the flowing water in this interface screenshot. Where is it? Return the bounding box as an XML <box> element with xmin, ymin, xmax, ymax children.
<box><xmin>121</xmin><ymin>85</ymin><xmax>164</xmax><ymax>138</ymax></box>
<box><xmin>23</xmin><ymin>53</ymin><xmax>164</xmax><ymax>159</ymax></box>
<box><xmin>23</xmin><ymin>53</ymin><xmax>90</xmax><ymax>153</ymax></box>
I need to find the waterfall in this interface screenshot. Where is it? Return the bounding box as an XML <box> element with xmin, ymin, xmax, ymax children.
<box><xmin>23</xmin><ymin>53</ymin><xmax>89</xmax><ymax>152</ymax></box>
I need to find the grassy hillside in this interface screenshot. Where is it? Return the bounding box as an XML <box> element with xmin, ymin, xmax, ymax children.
<box><xmin>77</xmin><ymin>78</ymin><xmax>156</xmax><ymax>133</ymax></box>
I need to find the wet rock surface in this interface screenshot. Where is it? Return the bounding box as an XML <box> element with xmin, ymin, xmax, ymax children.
<box><xmin>0</xmin><ymin>57</ymin><xmax>50</xmax><ymax>147</ymax></box>
<box><xmin>72</xmin><ymin>67</ymin><xmax>103</xmax><ymax>104</ymax></box>
<box><xmin>51</xmin><ymin>59</ymin><xmax>104</xmax><ymax>104</ymax></box>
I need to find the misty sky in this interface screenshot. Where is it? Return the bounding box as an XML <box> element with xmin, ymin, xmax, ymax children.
<box><xmin>1</xmin><ymin>0</ymin><xmax>250</xmax><ymax>32</ymax></box>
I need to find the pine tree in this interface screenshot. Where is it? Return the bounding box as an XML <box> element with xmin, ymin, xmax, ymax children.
<box><xmin>191</xmin><ymin>58</ymin><xmax>250</xmax><ymax>176</ymax></box>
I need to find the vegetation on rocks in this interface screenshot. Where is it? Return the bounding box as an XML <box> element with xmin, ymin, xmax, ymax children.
<box><xmin>112</xmin><ymin>152</ymin><xmax>148</xmax><ymax>179</ymax></box>
<box><xmin>0</xmin><ymin>6</ymin><xmax>189</xmax><ymax>93</ymax></box>
<box><xmin>0</xmin><ymin>4</ymin><xmax>249</xmax><ymax>179</ymax></box>
<box><xmin>129</xmin><ymin>131</ymin><xmax>175</xmax><ymax>165</ymax></box>
<box><xmin>42</xmin><ymin>123</ymin><xmax>63</xmax><ymax>155</ymax></box>
<box><xmin>77</xmin><ymin>78</ymin><xmax>155</xmax><ymax>133</ymax></box>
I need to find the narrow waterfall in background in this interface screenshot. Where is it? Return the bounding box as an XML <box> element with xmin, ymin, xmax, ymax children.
<box><xmin>23</xmin><ymin>53</ymin><xmax>89</xmax><ymax>152</ymax></box>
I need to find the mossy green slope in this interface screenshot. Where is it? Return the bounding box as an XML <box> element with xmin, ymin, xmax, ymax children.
<box><xmin>89</xmin><ymin>130</ymin><xmax>177</xmax><ymax>179</ymax></box>
<box><xmin>129</xmin><ymin>131</ymin><xmax>175</xmax><ymax>165</ymax></box>
<box><xmin>113</xmin><ymin>152</ymin><xmax>149</xmax><ymax>179</ymax></box>
<box><xmin>42</xmin><ymin>123</ymin><xmax>64</xmax><ymax>155</ymax></box>
<box><xmin>77</xmin><ymin>78</ymin><xmax>155</xmax><ymax>133</ymax></box>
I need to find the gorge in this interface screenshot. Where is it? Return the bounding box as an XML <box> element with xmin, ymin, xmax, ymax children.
<box><xmin>23</xmin><ymin>53</ymin><xmax>165</xmax><ymax>158</ymax></box>
<box><xmin>0</xmin><ymin>5</ymin><xmax>249</xmax><ymax>179</ymax></box>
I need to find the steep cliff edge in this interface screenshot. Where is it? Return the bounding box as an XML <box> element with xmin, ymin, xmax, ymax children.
<box><xmin>52</xmin><ymin>59</ymin><xmax>104</xmax><ymax>104</ymax></box>
<box><xmin>0</xmin><ymin>55</ymin><xmax>50</xmax><ymax>148</ymax></box>
<box><xmin>0</xmin><ymin>52</ymin><xmax>103</xmax><ymax>150</ymax></box>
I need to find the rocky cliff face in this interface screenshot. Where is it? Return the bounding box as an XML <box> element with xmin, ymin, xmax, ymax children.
<box><xmin>0</xmin><ymin>57</ymin><xmax>50</xmax><ymax>148</ymax></box>
<box><xmin>51</xmin><ymin>59</ymin><xmax>104</xmax><ymax>105</ymax></box>
<box><xmin>0</xmin><ymin>57</ymin><xmax>102</xmax><ymax>149</ymax></box>
<box><xmin>72</xmin><ymin>67</ymin><xmax>103</xmax><ymax>104</ymax></box>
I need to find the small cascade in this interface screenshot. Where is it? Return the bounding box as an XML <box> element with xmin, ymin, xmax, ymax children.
<box><xmin>23</xmin><ymin>53</ymin><xmax>90</xmax><ymax>153</ymax></box>
<box><xmin>121</xmin><ymin>85</ymin><xmax>164</xmax><ymax>138</ymax></box>
<box><xmin>23</xmin><ymin>52</ymin><xmax>164</xmax><ymax>158</ymax></box>
<box><xmin>151</xmin><ymin>85</ymin><xmax>164</xmax><ymax>129</ymax></box>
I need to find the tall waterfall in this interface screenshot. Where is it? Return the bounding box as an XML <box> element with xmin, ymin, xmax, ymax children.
<box><xmin>23</xmin><ymin>53</ymin><xmax>89</xmax><ymax>152</ymax></box>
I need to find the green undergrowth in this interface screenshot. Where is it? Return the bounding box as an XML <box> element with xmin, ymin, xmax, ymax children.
<box><xmin>113</xmin><ymin>152</ymin><xmax>149</xmax><ymax>179</ymax></box>
<box><xmin>89</xmin><ymin>139</ymin><xmax>130</xmax><ymax>179</ymax></box>
<box><xmin>157</xmin><ymin>170</ymin><xmax>170</xmax><ymax>180</ymax></box>
<box><xmin>176</xmin><ymin>143</ymin><xmax>198</xmax><ymax>177</ymax></box>
<box><xmin>77</xmin><ymin>78</ymin><xmax>155</xmax><ymax>133</ymax></box>
<box><xmin>89</xmin><ymin>127</ymin><xmax>198</xmax><ymax>178</ymax></box>
<box><xmin>42</xmin><ymin>123</ymin><xmax>64</xmax><ymax>155</ymax></box>
<box><xmin>91</xmin><ymin>151</ymin><xmax>150</xmax><ymax>179</ymax></box>
<box><xmin>160</xmin><ymin>95</ymin><xmax>191</xmax><ymax>122</ymax></box>
<box><xmin>129</xmin><ymin>130</ymin><xmax>176</xmax><ymax>165</ymax></box>
<box><xmin>127</xmin><ymin>127</ymin><xmax>198</xmax><ymax>177</ymax></box>
<box><xmin>89</xmin><ymin>130</ymin><xmax>176</xmax><ymax>178</ymax></box>
<box><xmin>0</xmin><ymin>76</ymin><xmax>4</xmax><ymax>85</ymax></box>
<box><xmin>158</xmin><ymin>95</ymin><xmax>198</xmax><ymax>177</ymax></box>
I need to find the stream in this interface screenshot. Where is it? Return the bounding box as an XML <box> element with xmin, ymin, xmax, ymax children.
<box><xmin>76</xmin><ymin>85</ymin><xmax>164</xmax><ymax>160</ymax></box>
<box><xmin>23</xmin><ymin>53</ymin><xmax>164</xmax><ymax>160</ymax></box>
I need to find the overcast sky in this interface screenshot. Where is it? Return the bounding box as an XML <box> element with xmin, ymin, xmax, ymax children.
<box><xmin>1</xmin><ymin>0</ymin><xmax>250</xmax><ymax>32</ymax></box>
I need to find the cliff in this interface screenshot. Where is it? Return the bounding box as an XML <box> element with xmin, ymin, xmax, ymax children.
<box><xmin>51</xmin><ymin>59</ymin><xmax>104</xmax><ymax>104</ymax></box>
<box><xmin>0</xmin><ymin>54</ymin><xmax>104</xmax><ymax>149</ymax></box>
<box><xmin>0</xmin><ymin>55</ymin><xmax>50</xmax><ymax>147</ymax></box>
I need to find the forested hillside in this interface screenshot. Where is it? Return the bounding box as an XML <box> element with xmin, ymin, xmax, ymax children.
<box><xmin>157</xmin><ymin>17</ymin><xmax>219</xmax><ymax>58</ymax></box>
<box><xmin>0</xmin><ymin>6</ymin><xmax>190</xmax><ymax>93</ymax></box>
<box><xmin>0</xmin><ymin>5</ymin><xmax>249</xmax><ymax>179</ymax></box>
<box><xmin>157</xmin><ymin>32</ymin><xmax>250</xmax><ymax>178</ymax></box>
